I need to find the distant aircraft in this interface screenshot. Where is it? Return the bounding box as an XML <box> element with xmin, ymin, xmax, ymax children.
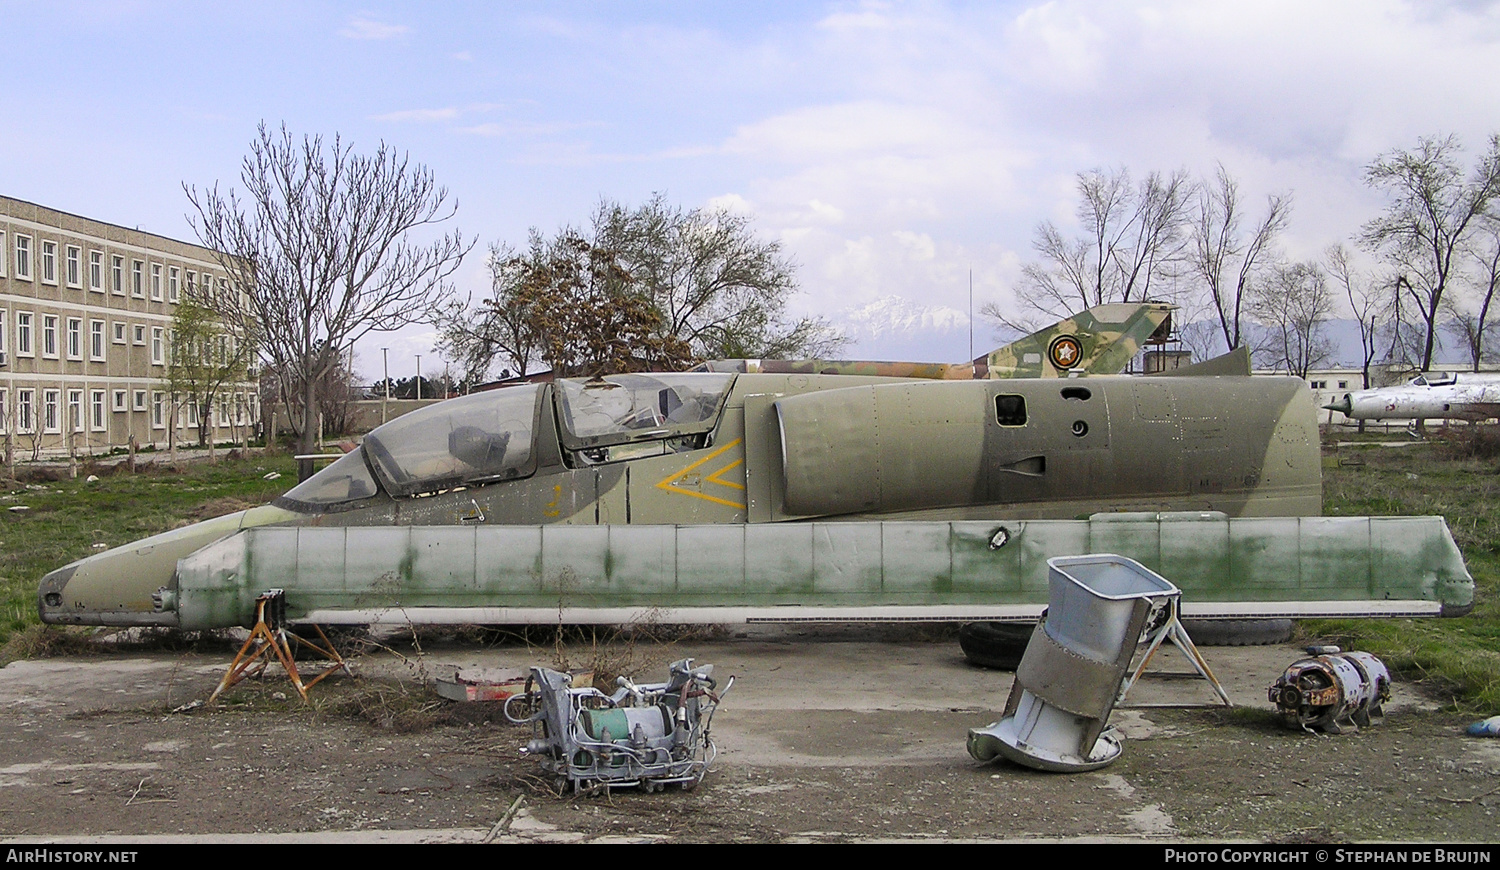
<box><xmin>38</xmin><ymin>303</ymin><xmax>1473</xmax><ymax>632</ymax></box>
<box><xmin>1323</xmin><ymin>371</ymin><xmax>1500</xmax><ymax>423</ymax></box>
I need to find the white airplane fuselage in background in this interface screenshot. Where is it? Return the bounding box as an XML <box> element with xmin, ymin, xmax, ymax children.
<box><xmin>1325</xmin><ymin>372</ymin><xmax>1500</xmax><ymax>422</ymax></box>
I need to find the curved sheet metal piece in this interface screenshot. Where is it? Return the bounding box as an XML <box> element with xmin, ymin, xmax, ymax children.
<box><xmin>169</xmin><ymin>512</ymin><xmax>1474</xmax><ymax>630</ymax></box>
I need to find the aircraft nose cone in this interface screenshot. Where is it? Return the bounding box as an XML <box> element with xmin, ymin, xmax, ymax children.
<box><xmin>37</xmin><ymin>564</ymin><xmax>77</xmax><ymax>623</ymax></box>
<box><xmin>1323</xmin><ymin>394</ymin><xmax>1353</xmax><ymax>415</ymax></box>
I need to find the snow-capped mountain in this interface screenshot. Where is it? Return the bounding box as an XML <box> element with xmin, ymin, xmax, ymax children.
<box><xmin>832</xmin><ymin>295</ymin><xmax>977</xmax><ymax>362</ymax></box>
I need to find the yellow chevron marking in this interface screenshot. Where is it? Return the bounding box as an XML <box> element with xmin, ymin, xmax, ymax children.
<box><xmin>655</xmin><ymin>439</ymin><xmax>746</xmax><ymax>509</ymax></box>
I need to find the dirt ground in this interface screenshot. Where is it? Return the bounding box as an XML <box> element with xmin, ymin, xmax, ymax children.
<box><xmin>0</xmin><ymin>626</ymin><xmax>1496</xmax><ymax>844</ymax></box>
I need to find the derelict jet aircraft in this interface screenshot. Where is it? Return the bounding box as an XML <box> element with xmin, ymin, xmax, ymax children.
<box><xmin>38</xmin><ymin>302</ymin><xmax>1473</xmax><ymax>632</ymax></box>
<box><xmin>1324</xmin><ymin>371</ymin><xmax>1500</xmax><ymax>423</ymax></box>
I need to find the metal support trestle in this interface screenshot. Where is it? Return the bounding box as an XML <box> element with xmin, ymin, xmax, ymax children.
<box><xmin>208</xmin><ymin>589</ymin><xmax>351</xmax><ymax>703</ymax></box>
<box><xmin>1117</xmin><ymin>596</ymin><xmax>1231</xmax><ymax>707</ymax></box>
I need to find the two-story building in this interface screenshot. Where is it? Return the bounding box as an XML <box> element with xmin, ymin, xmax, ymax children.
<box><xmin>0</xmin><ymin>195</ymin><xmax>258</xmax><ymax>459</ymax></box>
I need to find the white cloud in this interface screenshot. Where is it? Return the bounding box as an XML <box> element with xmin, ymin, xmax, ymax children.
<box><xmin>371</xmin><ymin>103</ymin><xmax>505</xmax><ymax>124</ymax></box>
<box><xmin>371</xmin><ymin>107</ymin><xmax>461</xmax><ymax>123</ymax></box>
<box><xmin>338</xmin><ymin>14</ymin><xmax>410</xmax><ymax>41</ymax></box>
<box><xmin>706</xmin><ymin>193</ymin><xmax>754</xmax><ymax>214</ymax></box>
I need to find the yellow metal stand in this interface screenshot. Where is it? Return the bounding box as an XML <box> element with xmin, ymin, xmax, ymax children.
<box><xmin>208</xmin><ymin>590</ymin><xmax>351</xmax><ymax>703</ymax></box>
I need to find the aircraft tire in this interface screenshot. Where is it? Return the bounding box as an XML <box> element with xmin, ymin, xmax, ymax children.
<box><xmin>1180</xmin><ymin>618</ymin><xmax>1294</xmax><ymax>646</ymax></box>
<box><xmin>958</xmin><ymin>621</ymin><xmax>1035</xmax><ymax>670</ymax></box>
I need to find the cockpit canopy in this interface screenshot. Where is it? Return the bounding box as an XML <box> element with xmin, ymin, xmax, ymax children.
<box><xmin>1413</xmin><ymin>372</ymin><xmax>1457</xmax><ymax>387</ymax></box>
<box><xmin>363</xmin><ymin>384</ymin><xmax>545</xmax><ymax>497</ymax></box>
<box><xmin>555</xmin><ymin>373</ymin><xmax>733</xmax><ymax>450</ymax></box>
<box><xmin>277</xmin><ymin>373</ymin><xmax>736</xmax><ymax>510</ymax></box>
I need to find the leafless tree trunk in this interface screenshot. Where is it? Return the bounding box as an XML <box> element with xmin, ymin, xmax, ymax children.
<box><xmin>1441</xmin><ymin>214</ymin><xmax>1500</xmax><ymax>371</ymax></box>
<box><xmin>1326</xmin><ymin>244</ymin><xmax>1389</xmax><ymax>394</ymax></box>
<box><xmin>1360</xmin><ymin>134</ymin><xmax>1500</xmax><ymax>371</ymax></box>
<box><xmin>1250</xmin><ymin>261</ymin><xmax>1335</xmax><ymax>379</ymax></box>
<box><xmin>993</xmin><ymin>167</ymin><xmax>1192</xmax><ymax>331</ymax></box>
<box><xmin>188</xmin><ymin>122</ymin><xmax>470</xmax><ymax>480</ymax></box>
<box><xmin>1190</xmin><ymin>165</ymin><xmax>1291</xmax><ymax>353</ymax></box>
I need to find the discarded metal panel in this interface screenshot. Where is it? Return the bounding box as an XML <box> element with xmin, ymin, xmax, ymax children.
<box><xmin>968</xmin><ymin>555</ymin><xmax>1177</xmax><ymax>772</ymax></box>
<box><xmin>1269</xmin><ymin>648</ymin><xmax>1391</xmax><ymax>733</ymax></box>
<box><xmin>434</xmin><ymin>667</ymin><xmax>529</xmax><ymax>703</ymax></box>
<box><xmin>506</xmin><ymin>658</ymin><xmax>732</xmax><ymax>792</ymax></box>
<box><xmin>168</xmin><ymin>512</ymin><xmax>1474</xmax><ymax>630</ymax></box>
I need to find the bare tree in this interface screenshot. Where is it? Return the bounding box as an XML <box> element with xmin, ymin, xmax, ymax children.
<box><xmin>992</xmin><ymin>167</ymin><xmax>1192</xmax><ymax>330</ymax></box>
<box><xmin>187</xmin><ymin>122</ymin><xmax>469</xmax><ymax>479</ymax></box>
<box><xmin>1189</xmin><ymin>165</ymin><xmax>1291</xmax><ymax>353</ymax></box>
<box><xmin>1325</xmin><ymin>244</ymin><xmax>1389</xmax><ymax>391</ymax></box>
<box><xmin>1441</xmin><ymin>212</ymin><xmax>1500</xmax><ymax>371</ymax></box>
<box><xmin>1359</xmin><ymin>134</ymin><xmax>1500</xmax><ymax>371</ymax></box>
<box><xmin>1250</xmin><ymin>261</ymin><xmax>1334</xmax><ymax>378</ymax></box>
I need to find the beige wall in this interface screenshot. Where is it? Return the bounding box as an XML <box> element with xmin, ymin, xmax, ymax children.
<box><xmin>0</xmin><ymin>195</ymin><xmax>258</xmax><ymax>458</ymax></box>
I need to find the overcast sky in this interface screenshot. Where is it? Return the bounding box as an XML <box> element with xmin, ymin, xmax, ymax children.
<box><xmin>4</xmin><ymin>1</ymin><xmax>1499</xmax><ymax>376</ymax></box>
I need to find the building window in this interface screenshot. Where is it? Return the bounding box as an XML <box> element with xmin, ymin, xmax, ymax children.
<box><xmin>0</xmin><ymin>389</ymin><xmax>6</xmax><ymax>434</ymax></box>
<box><xmin>67</xmin><ymin>390</ymin><xmax>82</xmax><ymax>433</ymax></box>
<box><xmin>168</xmin><ymin>266</ymin><xmax>180</xmax><ymax>303</ymax></box>
<box><xmin>15</xmin><ymin>235</ymin><xmax>32</xmax><ymax>280</ymax></box>
<box><xmin>131</xmin><ymin>260</ymin><xmax>144</xmax><ymax>297</ymax></box>
<box><xmin>89</xmin><ymin>251</ymin><xmax>103</xmax><ymax>291</ymax></box>
<box><xmin>65</xmin><ymin>245</ymin><xmax>80</xmax><ymax>288</ymax></box>
<box><xmin>113</xmin><ymin>390</ymin><xmax>127</xmax><ymax>412</ymax></box>
<box><xmin>43</xmin><ymin>390</ymin><xmax>59</xmax><ymax>434</ymax></box>
<box><xmin>91</xmin><ymin>390</ymin><xmax>106</xmax><ymax>431</ymax></box>
<box><xmin>0</xmin><ymin>230</ymin><xmax>6</xmax><ymax>276</ymax></box>
<box><xmin>1338</xmin><ymin>381</ymin><xmax>1348</xmax><ymax>389</ymax></box>
<box><xmin>185</xmin><ymin>271</ymin><xmax>196</xmax><ymax>298</ymax></box>
<box><xmin>42</xmin><ymin>315</ymin><xmax>58</xmax><ymax>359</ymax></box>
<box><xmin>16</xmin><ymin>312</ymin><xmax>33</xmax><ymax>357</ymax></box>
<box><xmin>17</xmin><ymin>390</ymin><xmax>33</xmax><ymax>433</ymax></box>
<box><xmin>152</xmin><ymin>392</ymin><xmax>164</xmax><ymax>429</ymax></box>
<box><xmin>0</xmin><ymin>308</ymin><xmax>5</xmax><ymax>357</ymax></box>
<box><xmin>133</xmin><ymin>389</ymin><xmax>147</xmax><ymax>411</ymax></box>
<box><xmin>40</xmin><ymin>240</ymin><xmax>56</xmax><ymax>284</ymax></box>
<box><xmin>151</xmin><ymin>327</ymin><xmax>164</xmax><ymax>365</ymax></box>
<box><xmin>66</xmin><ymin>317</ymin><xmax>82</xmax><ymax>360</ymax></box>
<box><xmin>90</xmin><ymin>320</ymin><xmax>105</xmax><ymax>361</ymax></box>
<box><xmin>133</xmin><ymin>324</ymin><xmax>146</xmax><ymax>345</ymax></box>
<box><xmin>112</xmin><ymin>321</ymin><xmax>126</xmax><ymax>344</ymax></box>
<box><xmin>111</xmin><ymin>255</ymin><xmax>124</xmax><ymax>295</ymax></box>
<box><xmin>150</xmin><ymin>263</ymin><xmax>162</xmax><ymax>301</ymax></box>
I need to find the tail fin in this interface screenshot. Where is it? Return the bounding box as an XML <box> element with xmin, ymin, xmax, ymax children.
<box><xmin>693</xmin><ymin>301</ymin><xmax>1174</xmax><ymax>380</ymax></box>
<box><xmin>974</xmin><ymin>302</ymin><xmax>1174</xmax><ymax>378</ymax></box>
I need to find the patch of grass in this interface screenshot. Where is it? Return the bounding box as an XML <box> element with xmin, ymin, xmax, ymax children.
<box><xmin>0</xmin><ymin>624</ymin><xmax>100</xmax><ymax>664</ymax></box>
<box><xmin>0</xmin><ymin>452</ymin><xmax>298</xmax><ymax>645</ymax></box>
<box><xmin>1315</xmin><ymin>439</ymin><xmax>1500</xmax><ymax>711</ymax></box>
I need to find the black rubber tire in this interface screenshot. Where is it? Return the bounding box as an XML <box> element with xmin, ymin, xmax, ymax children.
<box><xmin>1181</xmin><ymin>618</ymin><xmax>1294</xmax><ymax>646</ymax></box>
<box><xmin>959</xmin><ymin>621</ymin><xmax>1035</xmax><ymax>670</ymax></box>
